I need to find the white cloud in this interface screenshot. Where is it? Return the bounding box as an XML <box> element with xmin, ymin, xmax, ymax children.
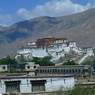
<box><xmin>0</xmin><ymin>14</ymin><xmax>13</xmax><ymax>26</ymax></box>
<box><xmin>17</xmin><ymin>0</ymin><xmax>92</xmax><ymax>19</ymax></box>
<box><xmin>17</xmin><ymin>8</ymin><xmax>31</xmax><ymax>19</ymax></box>
<box><xmin>0</xmin><ymin>0</ymin><xmax>93</xmax><ymax>26</ymax></box>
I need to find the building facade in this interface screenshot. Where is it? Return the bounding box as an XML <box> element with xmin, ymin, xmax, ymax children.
<box><xmin>36</xmin><ymin>37</ymin><xmax>67</xmax><ymax>48</ymax></box>
<box><xmin>0</xmin><ymin>76</ymin><xmax>74</xmax><ymax>94</ymax></box>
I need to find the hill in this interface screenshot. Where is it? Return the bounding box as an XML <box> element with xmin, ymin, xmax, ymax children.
<box><xmin>0</xmin><ymin>8</ymin><xmax>95</xmax><ymax>57</ymax></box>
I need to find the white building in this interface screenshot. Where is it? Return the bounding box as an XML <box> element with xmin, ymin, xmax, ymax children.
<box><xmin>15</xmin><ymin>49</ymin><xmax>33</xmax><ymax>61</ymax></box>
<box><xmin>27</xmin><ymin>42</ymin><xmax>37</xmax><ymax>48</ymax></box>
<box><xmin>15</xmin><ymin>39</ymin><xmax>94</xmax><ymax>64</ymax></box>
<box><xmin>31</xmin><ymin>48</ymin><xmax>49</xmax><ymax>58</ymax></box>
<box><xmin>0</xmin><ymin>77</ymin><xmax>74</xmax><ymax>94</ymax></box>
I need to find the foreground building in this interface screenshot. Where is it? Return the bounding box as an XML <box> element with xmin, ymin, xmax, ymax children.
<box><xmin>0</xmin><ymin>63</ymin><xmax>94</xmax><ymax>94</ymax></box>
<box><xmin>0</xmin><ymin>64</ymin><xmax>75</xmax><ymax>94</ymax></box>
<box><xmin>0</xmin><ymin>76</ymin><xmax>74</xmax><ymax>94</ymax></box>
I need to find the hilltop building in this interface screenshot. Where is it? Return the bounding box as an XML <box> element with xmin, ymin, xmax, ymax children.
<box><xmin>15</xmin><ymin>37</ymin><xmax>94</xmax><ymax>64</ymax></box>
<box><xmin>27</xmin><ymin>42</ymin><xmax>37</xmax><ymax>48</ymax></box>
<box><xmin>15</xmin><ymin>49</ymin><xmax>33</xmax><ymax>62</ymax></box>
<box><xmin>36</xmin><ymin>37</ymin><xmax>67</xmax><ymax>48</ymax></box>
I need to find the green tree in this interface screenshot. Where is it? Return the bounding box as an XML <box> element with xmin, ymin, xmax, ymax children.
<box><xmin>0</xmin><ymin>56</ymin><xmax>17</xmax><ymax>72</ymax></box>
<box><xmin>63</xmin><ymin>60</ymin><xmax>77</xmax><ymax>65</ymax></box>
<box><xmin>32</xmin><ymin>56</ymin><xmax>54</xmax><ymax>66</ymax></box>
<box><xmin>0</xmin><ymin>56</ymin><xmax>17</xmax><ymax>65</ymax></box>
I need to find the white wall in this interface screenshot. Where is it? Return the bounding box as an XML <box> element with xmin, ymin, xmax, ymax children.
<box><xmin>0</xmin><ymin>77</ymin><xmax>75</xmax><ymax>94</ymax></box>
<box><xmin>45</xmin><ymin>77</ymin><xmax>74</xmax><ymax>92</ymax></box>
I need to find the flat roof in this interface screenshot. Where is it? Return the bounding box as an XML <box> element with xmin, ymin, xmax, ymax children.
<box><xmin>0</xmin><ymin>74</ymin><xmax>74</xmax><ymax>80</ymax></box>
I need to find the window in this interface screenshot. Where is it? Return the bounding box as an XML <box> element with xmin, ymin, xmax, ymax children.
<box><xmin>31</xmin><ymin>80</ymin><xmax>46</xmax><ymax>92</ymax></box>
<box><xmin>2</xmin><ymin>66</ymin><xmax>6</xmax><ymax>70</ymax></box>
<box><xmin>34</xmin><ymin>66</ymin><xmax>36</xmax><ymax>69</ymax></box>
<box><xmin>27</xmin><ymin>66</ymin><xmax>30</xmax><ymax>69</ymax></box>
<box><xmin>5</xmin><ymin>81</ymin><xmax>21</xmax><ymax>93</ymax></box>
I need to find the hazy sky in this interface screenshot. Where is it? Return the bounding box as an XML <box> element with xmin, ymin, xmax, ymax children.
<box><xmin>0</xmin><ymin>0</ymin><xmax>94</xmax><ymax>26</ymax></box>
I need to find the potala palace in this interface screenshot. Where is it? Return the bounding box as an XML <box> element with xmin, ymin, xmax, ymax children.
<box><xmin>15</xmin><ymin>37</ymin><xmax>94</xmax><ymax>64</ymax></box>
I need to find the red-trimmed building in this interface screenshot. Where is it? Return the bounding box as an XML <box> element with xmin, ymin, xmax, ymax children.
<box><xmin>36</xmin><ymin>37</ymin><xmax>67</xmax><ymax>48</ymax></box>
